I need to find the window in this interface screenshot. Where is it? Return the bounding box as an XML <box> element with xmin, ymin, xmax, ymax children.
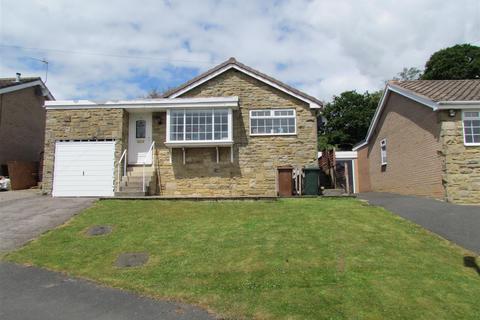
<box><xmin>250</xmin><ymin>109</ymin><xmax>296</xmax><ymax>135</ymax></box>
<box><xmin>463</xmin><ymin>111</ymin><xmax>480</xmax><ymax>145</ymax></box>
<box><xmin>168</xmin><ymin>109</ymin><xmax>231</xmax><ymax>142</ymax></box>
<box><xmin>136</xmin><ymin>120</ymin><xmax>146</xmax><ymax>139</ymax></box>
<box><xmin>380</xmin><ymin>139</ymin><xmax>387</xmax><ymax>165</ymax></box>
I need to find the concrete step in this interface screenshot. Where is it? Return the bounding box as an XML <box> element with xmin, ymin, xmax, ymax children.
<box><xmin>119</xmin><ymin>184</ymin><xmax>149</xmax><ymax>192</ymax></box>
<box><xmin>121</xmin><ymin>176</ymin><xmax>153</xmax><ymax>183</ymax></box>
<box><xmin>127</xmin><ymin>166</ymin><xmax>154</xmax><ymax>172</ymax></box>
<box><xmin>115</xmin><ymin>191</ymin><xmax>148</xmax><ymax>197</ymax></box>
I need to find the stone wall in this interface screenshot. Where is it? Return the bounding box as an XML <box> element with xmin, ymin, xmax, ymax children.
<box><xmin>154</xmin><ymin>69</ymin><xmax>318</xmax><ymax>196</ymax></box>
<box><xmin>440</xmin><ymin>111</ymin><xmax>480</xmax><ymax>204</ymax></box>
<box><xmin>42</xmin><ymin>108</ymin><xmax>127</xmax><ymax>194</ymax></box>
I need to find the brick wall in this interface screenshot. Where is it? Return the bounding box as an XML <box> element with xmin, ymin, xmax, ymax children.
<box><xmin>363</xmin><ymin>92</ymin><xmax>445</xmax><ymax>199</ymax></box>
<box><xmin>356</xmin><ymin>146</ymin><xmax>371</xmax><ymax>192</ymax></box>
<box><xmin>0</xmin><ymin>87</ymin><xmax>46</xmax><ymax>165</ymax></box>
<box><xmin>154</xmin><ymin>69</ymin><xmax>318</xmax><ymax>196</ymax></box>
<box><xmin>42</xmin><ymin>108</ymin><xmax>128</xmax><ymax>194</ymax></box>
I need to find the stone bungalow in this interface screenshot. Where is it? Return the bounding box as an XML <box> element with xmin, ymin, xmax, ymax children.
<box><xmin>43</xmin><ymin>58</ymin><xmax>322</xmax><ymax>197</ymax></box>
<box><xmin>354</xmin><ymin>80</ymin><xmax>480</xmax><ymax>204</ymax></box>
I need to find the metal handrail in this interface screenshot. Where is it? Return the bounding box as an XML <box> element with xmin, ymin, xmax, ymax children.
<box><xmin>142</xmin><ymin>141</ymin><xmax>155</xmax><ymax>193</ymax></box>
<box><xmin>117</xmin><ymin>149</ymin><xmax>127</xmax><ymax>191</ymax></box>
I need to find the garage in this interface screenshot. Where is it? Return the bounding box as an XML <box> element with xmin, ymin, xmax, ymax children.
<box><xmin>52</xmin><ymin>141</ymin><xmax>115</xmax><ymax>197</ymax></box>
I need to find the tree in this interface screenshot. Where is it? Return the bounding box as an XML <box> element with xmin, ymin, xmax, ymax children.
<box><xmin>318</xmin><ymin>90</ymin><xmax>382</xmax><ymax>151</ymax></box>
<box><xmin>144</xmin><ymin>88</ymin><xmax>162</xmax><ymax>98</ymax></box>
<box><xmin>394</xmin><ymin>67</ymin><xmax>422</xmax><ymax>81</ymax></box>
<box><xmin>422</xmin><ymin>44</ymin><xmax>480</xmax><ymax>80</ymax></box>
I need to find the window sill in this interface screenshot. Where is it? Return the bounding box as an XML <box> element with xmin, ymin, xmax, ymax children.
<box><xmin>165</xmin><ymin>140</ymin><xmax>233</xmax><ymax>148</ymax></box>
<box><xmin>250</xmin><ymin>133</ymin><xmax>297</xmax><ymax>137</ymax></box>
<box><xmin>464</xmin><ymin>143</ymin><xmax>480</xmax><ymax>147</ymax></box>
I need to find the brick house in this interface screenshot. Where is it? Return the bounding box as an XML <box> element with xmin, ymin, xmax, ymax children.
<box><xmin>354</xmin><ymin>80</ymin><xmax>480</xmax><ymax>204</ymax></box>
<box><xmin>43</xmin><ymin>58</ymin><xmax>322</xmax><ymax>197</ymax></box>
<box><xmin>0</xmin><ymin>74</ymin><xmax>54</xmax><ymax>186</ymax></box>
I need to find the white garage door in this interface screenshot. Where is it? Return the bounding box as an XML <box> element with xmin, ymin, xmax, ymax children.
<box><xmin>52</xmin><ymin>141</ymin><xmax>115</xmax><ymax>197</ymax></box>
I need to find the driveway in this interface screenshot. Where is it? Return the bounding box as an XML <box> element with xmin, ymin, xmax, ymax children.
<box><xmin>359</xmin><ymin>192</ymin><xmax>480</xmax><ymax>253</ymax></box>
<box><xmin>0</xmin><ymin>262</ymin><xmax>213</xmax><ymax>320</ymax></box>
<box><xmin>0</xmin><ymin>190</ymin><xmax>94</xmax><ymax>253</ymax></box>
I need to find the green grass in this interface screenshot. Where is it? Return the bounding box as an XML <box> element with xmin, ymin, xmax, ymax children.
<box><xmin>5</xmin><ymin>198</ymin><xmax>480</xmax><ymax>319</ymax></box>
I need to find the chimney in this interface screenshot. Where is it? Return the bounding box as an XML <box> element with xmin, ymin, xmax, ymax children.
<box><xmin>15</xmin><ymin>72</ymin><xmax>21</xmax><ymax>82</ymax></box>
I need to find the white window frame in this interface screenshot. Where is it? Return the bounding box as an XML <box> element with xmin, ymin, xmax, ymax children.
<box><xmin>165</xmin><ymin>108</ymin><xmax>233</xmax><ymax>144</ymax></box>
<box><xmin>380</xmin><ymin>138</ymin><xmax>387</xmax><ymax>166</ymax></box>
<box><xmin>462</xmin><ymin>110</ymin><xmax>480</xmax><ymax>146</ymax></box>
<box><xmin>249</xmin><ymin>109</ymin><xmax>297</xmax><ymax>136</ymax></box>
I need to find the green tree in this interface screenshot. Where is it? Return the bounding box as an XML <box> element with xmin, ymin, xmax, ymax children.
<box><xmin>422</xmin><ymin>44</ymin><xmax>480</xmax><ymax>80</ymax></box>
<box><xmin>144</xmin><ymin>88</ymin><xmax>162</xmax><ymax>98</ymax></box>
<box><xmin>318</xmin><ymin>90</ymin><xmax>382</xmax><ymax>150</ymax></box>
<box><xmin>394</xmin><ymin>67</ymin><xmax>422</xmax><ymax>81</ymax></box>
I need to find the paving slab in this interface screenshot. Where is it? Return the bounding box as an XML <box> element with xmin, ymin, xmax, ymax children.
<box><xmin>359</xmin><ymin>192</ymin><xmax>480</xmax><ymax>254</ymax></box>
<box><xmin>0</xmin><ymin>262</ymin><xmax>214</xmax><ymax>320</ymax></box>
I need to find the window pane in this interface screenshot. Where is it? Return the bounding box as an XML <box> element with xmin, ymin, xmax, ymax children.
<box><xmin>136</xmin><ymin>120</ymin><xmax>146</xmax><ymax>139</ymax></box>
<box><xmin>250</xmin><ymin>109</ymin><xmax>296</xmax><ymax>135</ymax></box>
<box><xmin>465</xmin><ymin>112</ymin><xmax>480</xmax><ymax>118</ymax></box>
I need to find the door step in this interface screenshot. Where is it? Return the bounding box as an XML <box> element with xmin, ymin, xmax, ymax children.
<box><xmin>114</xmin><ymin>191</ymin><xmax>148</xmax><ymax>197</ymax></box>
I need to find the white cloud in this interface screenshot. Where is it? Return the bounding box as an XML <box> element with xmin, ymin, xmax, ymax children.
<box><xmin>0</xmin><ymin>0</ymin><xmax>478</xmax><ymax>101</ymax></box>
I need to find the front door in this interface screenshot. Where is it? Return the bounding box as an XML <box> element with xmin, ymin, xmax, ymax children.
<box><xmin>128</xmin><ymin>113</ymin><xmax>152</xmax><ymax>164</ymax></box>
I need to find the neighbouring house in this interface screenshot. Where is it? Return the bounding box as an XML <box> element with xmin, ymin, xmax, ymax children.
<box><xmin>354</xmin><ymin>80</ymin><xmax>480</xmax><ymax>204</ymax></box>
<box><xmin>0</xmin><ymin>74</ymin><xmax>54</xmax><ymax>189</ymax></box>
<box><xmin>42</xmin><ymin>58</ymin><xmax>322</xmax><ymax>197</ymax></box>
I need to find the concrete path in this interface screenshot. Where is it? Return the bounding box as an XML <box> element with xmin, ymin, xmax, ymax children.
<box><xmin>0</xmin><ymin>190</ymin><xmax>94</xmax><ymax>253</ymax></box>
<box><xmin>359</xmin><ymin>192</ymin><xmax>480</xmax><ymax>253</ymax></box>
<box><xmin>0</xmin><ymin>262</ymin><xmax>214</xmax><ymax>320</ymax></box>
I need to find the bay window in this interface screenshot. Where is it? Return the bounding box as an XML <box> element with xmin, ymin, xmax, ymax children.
<box><xmin>463</xmin><ymin>111</ymin><xmax>480</xmax><ymax>146</ymax></box>
<box><xmin>250</xmin><ymin>109</ymin><xmax>296</xmax><ymax>135</ymax></box>
<box><xmin>167</xmin><ymin>108</ymin><xmax>232</xmax><ymax>144</ymax></box>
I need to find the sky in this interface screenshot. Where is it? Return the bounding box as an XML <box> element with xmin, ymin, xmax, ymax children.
<box><xmin>0</xmin><ymin>0</ymin><xmax>479</xmax><ymax>102</ymax></box>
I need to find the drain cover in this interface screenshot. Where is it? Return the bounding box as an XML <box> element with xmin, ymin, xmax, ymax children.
<box><xmin>115</xmin><ymin>252</ymin><xmax>149</xmax><ymax>268</ymax></box>
<box><xmin>86</xmin><ymin>225</ymin><xmax>112</xmax><ymax>236</ymax></box>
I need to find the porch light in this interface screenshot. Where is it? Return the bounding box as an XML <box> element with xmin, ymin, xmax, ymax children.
<box><xmin>448</xmin><ymin>109</ymin><xmax>456</xmax><ymax>117</ymax></box>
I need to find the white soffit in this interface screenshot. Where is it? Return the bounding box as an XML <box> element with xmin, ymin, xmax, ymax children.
<box><xmin>45</xmin><ymin>96</ymin><xmax>239</xmax><ymax>110</ymax></box>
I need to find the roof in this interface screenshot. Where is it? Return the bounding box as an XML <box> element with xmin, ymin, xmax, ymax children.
<box><xmin>0</xmin><ymin>77</ymin><xmax>40</xmax><ymax>90</ymax></box>
<box><xmin>390</xmin><ymin>80</ymin><xmax>480</xmax><ymax>102</ymax></box>
<box><xmin>162</xmin><ymin>57</ymin><xmax>323</xmax><ymax>109</ymax></box>
<box><xmin>0</xmin><ymin>77</ymin><xmax>54</xmax><ymax>100</ymax></box>
<box><xmin>353</xmin><ymin>79</ymin><xmax>480</xmax><ymax>151</ymax></box>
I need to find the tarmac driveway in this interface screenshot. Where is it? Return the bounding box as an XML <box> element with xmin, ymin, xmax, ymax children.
<box><xmin>359</xmin><ymin>192</ymin><xmax>480</xmax><ymax>254</ymax></box>
<box><xmin>0</xmin><ymin>191</ymin><xmax>215</xmax><ymax>319</ymax></box>
<box><xmin>0</xmin><ymin>190</ymin><xmax>94</xmax><ymax>253</ymax></box>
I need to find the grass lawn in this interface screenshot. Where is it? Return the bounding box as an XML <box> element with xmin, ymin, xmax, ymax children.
<box><xmin>4</xmin><ymin>198</ymin><xmax>480</xmax><ymax>319</ymax></box>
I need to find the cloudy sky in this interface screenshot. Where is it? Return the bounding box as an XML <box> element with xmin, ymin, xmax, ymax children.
<box><xmin>0</xmin><ymin>0</ymin><xmax>479</xmax><ymax>102</ymax></box>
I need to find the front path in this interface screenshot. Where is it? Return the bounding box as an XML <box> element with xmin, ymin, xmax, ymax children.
<box><xmin>359</xmin><ymin>192</ymin><xmax>480</xmax><ymax>253</ymax></box>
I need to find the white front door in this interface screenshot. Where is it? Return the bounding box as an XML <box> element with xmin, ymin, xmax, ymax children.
<box><xmin>128</xmin><ymin>113</ymin><xmax>152</xmax><ymax>164</ymax></box>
